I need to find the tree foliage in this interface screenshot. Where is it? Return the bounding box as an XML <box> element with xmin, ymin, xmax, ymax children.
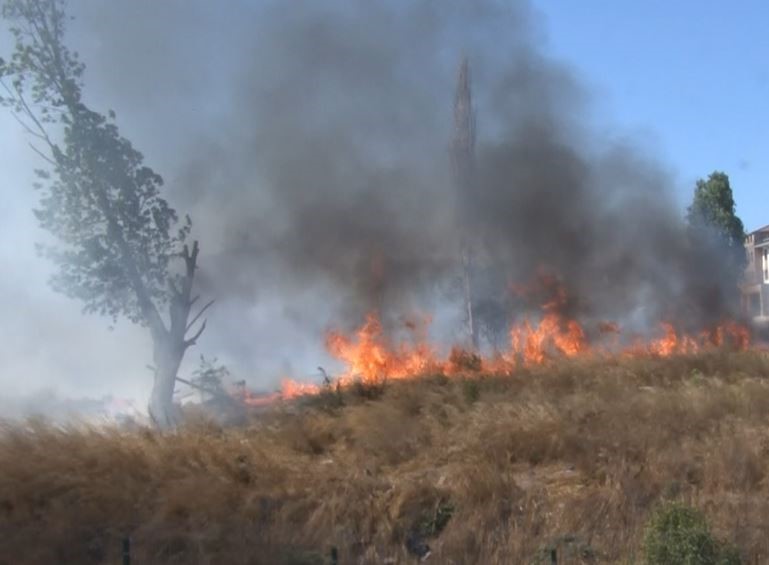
<box><xmin>687</xmin><ymin>171</ymin><xmax>745</xmax><ymax>255</ymax></box>
<box><xmin>0</xmin><ymin>0</ymin><xmax>190</xmax><ymax>325</ymax></box>
<box><xmin>1</xmin><ymin>0</ymin><xmax>209</xmax><ymax>428</ymax></box>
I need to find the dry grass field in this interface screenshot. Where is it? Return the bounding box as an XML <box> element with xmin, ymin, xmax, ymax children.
<box><xmin>3</xmin><ymin>351</ymin><xmax>769</xmax><ymax>564</ymax></box>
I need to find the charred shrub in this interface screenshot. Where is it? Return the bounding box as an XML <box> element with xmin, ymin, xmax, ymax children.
<box><xmin>350</xmin><ymin>378</ymin><xmax>387</xmax><ymax>401</ymax></box>
<box><xmin>449</xmin><ymin>347</ymin><xmax>482</xmax><ymax>372</ymax></box>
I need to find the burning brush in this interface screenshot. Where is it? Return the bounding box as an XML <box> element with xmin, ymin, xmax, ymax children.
<box><xmin>236</xmin><ymin>270</ymin><xmax>751</xmax><ymax>407</ymax></box>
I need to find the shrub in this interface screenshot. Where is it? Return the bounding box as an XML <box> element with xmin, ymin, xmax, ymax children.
<box><xmin>643</xmin><ymin>502</ymin><xmax>741</xmax><ymax>565</ymax></box>
<box><xmin>462</xmin><ymin>379</ymin><xmax>481</xmax><ymax>404</ymax></box>
<box><xmin>449</xmin><ymin>347</ymin><xmax>483</xmax><ymax>372</ymax></box>
<box><xmin>350</xmin><ymin>377</ymin><xmax>387</xmax><ymax>401</ymax></box>
<box><xmin>302</xmin><ymin>379</ymin><xmax>345</xmax><ymax>413</ymax></box>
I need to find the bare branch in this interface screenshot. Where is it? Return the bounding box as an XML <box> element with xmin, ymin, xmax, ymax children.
<box><xmin>184</xmin><ymin>319</ymin><xmax>207</xmax><ymax>348</ymax></box>
<box><xmin>13</xmin><ymin>84</ymin><xmax>54</xmax><ymax>146</ymax></box>
<box><xmin>186</xmin><ymin>299</ymin><xmax>214</xmax><ymax>333</ymax></box>
<box><xmin>28</xmin><ymin>142</ymin><xmax>55</xmax><ymax>166</ymax></box>
<box><xmin>175</xmin><ymin>375</ymin><xmax>228</xmax><ymax>398</ymax></box>
<box><xmin>1</xmin><ymin>79</ymin><xmax>58</xmax><ymax>162</ymax></box>
<box><xmin>184</xmin><ymin>240</ymin><xmax>199</xmax><ymax>279</ymax></box>
<box><xmin>9</xmin><ymin>110</ymin><xmax>47</xmax><ymax>141</ymax></box>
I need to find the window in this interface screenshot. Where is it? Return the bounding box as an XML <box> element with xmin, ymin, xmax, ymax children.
<box><xmin>764</xmin><ymin>249</ymin><xmax>769</xmax><ymax>283</ymax></box>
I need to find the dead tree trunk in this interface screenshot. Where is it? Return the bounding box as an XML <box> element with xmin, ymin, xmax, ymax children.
<box><xmin>149</xmin><ymin>335</ymin><xmax>185</xmax><ymax>429</ymax></box>
<box><xmin>146</xmin><ymin>241</ymin><xmax>212</xmax><ymax>429</ymax></box>
<box><xmin>451</xmin><ymin>57</ymin><xmax>479</xmax><ymax>350</ymax></box>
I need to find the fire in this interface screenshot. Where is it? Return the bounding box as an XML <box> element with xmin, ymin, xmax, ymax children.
<box><xmin>238</xmin><ymin>389</ymin><xmax>279</xmax><ymax>407</ymax></box>
<box><xmin>510</xmin><ymin>316</ymin><xmax>588</xmax><ymax>365</ymax></box>
<box><xmin>509</xmin><ymin>271</ymin><xmax>589</xmax><ymax>365</ymax></box>
<box><xmin>648</xmin><ymin>322</ymin><xmax>682</xmax><ymax>356</ymax></box>
<box><xmin>281</xmin><ymin>379</ymin><xmax>321</xmax><ymax>399</ymax></box>
<box><xmin>238</xmin><ymin>271</ymin><xmax>752</xmax><ymax>406</ymax></box>
<box><xmin>325</xmin><ymin>312</ymin><xmax>438</xmax><ymax>384</ymax></box>
<box><xmin>639</xmin><ymin>320</ymin><xmax>751</xmax><ymax>358</ymax></box>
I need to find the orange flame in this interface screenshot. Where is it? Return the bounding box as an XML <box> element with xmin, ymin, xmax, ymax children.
<box><xmin>237</xmin><ymin>271</ymin><xmax>752</xmax><ymax>406</ymax></box>
<box><xmin>325</xmin><ymin>312</ymin><xmax>438</xmax><ymax>384</ymax></box>
<box><xmin>509</xmin><ymin>272</ymin><xmax>589</xmax><ymax>365</ymax></box>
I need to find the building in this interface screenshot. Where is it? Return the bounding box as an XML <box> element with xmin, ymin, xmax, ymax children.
<box><xmin>742</xmin><ymin>225</ymin><xmax>769</xmax><ymax>322</ymax></box>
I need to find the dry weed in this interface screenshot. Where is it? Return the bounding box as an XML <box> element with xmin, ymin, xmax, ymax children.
<box><xmin>2</xmin><ymin>351</ymin><xmax>769</xmax><ymax>563</ymax></box>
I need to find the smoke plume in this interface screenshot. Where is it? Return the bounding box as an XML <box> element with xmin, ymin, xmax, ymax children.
<box><xmin>9</xmin><ymin>0</ymin><xmax>742</xmax><ymax>387</ymax></box>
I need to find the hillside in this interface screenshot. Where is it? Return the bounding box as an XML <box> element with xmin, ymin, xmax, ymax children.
<box><xmin>3</xmin><ymin>351</ymin><xmax>769</xmax><ymax>563</ymax></box>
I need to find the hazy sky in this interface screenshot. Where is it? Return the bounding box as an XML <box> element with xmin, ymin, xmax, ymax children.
<box><xmin>0</xmin><ymin>1</ymin><xmax>766</xmax><ymax>410</ymax></box>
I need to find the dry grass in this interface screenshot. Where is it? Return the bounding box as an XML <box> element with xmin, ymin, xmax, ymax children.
<box><xmin>3</xmin><ymin>351</ymin><xmax>769</xmax><ymax>563</ymax></box>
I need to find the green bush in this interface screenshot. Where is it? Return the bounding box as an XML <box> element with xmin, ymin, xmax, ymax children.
<box><xmin>643</xmin><ymin>502</ymin><xmax>741</xmax><ymax>565</ymax></box>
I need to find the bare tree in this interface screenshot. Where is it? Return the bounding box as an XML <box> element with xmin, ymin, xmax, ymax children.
<box><xmin>450</xmin><ymin>57</ymin><xmax>479</xmax><ymax>349</ymax></box>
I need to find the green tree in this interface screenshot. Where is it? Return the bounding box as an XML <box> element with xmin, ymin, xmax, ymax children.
<box><xmin>687</xmin><ymin>171</ymin><xmax>745</xmax><ymax>263</ymax></box>
<box><xmin>0</xmin><ymin>0</ymin><xmax>212</xmax><ymax>428</ymax></box>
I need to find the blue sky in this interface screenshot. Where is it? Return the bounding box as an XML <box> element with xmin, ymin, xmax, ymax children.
<box><xmin>533</xmin><ymin>0</ymin><xmax>768</xmax><ymax>232</ymax></box>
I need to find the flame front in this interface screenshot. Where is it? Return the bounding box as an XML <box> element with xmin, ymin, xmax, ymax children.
<box><xmin>325</xmin><ymin>312</ymin><xmax>438</xmax><ymax>384</ymax></box>
<box><xmin>241</xmin><ymin>272</ymin><xmax>752</xmax><ymax>405</ymax></box>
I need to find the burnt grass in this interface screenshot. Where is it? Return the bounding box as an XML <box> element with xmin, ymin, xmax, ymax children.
<box><xmin>3</xmin><ymin>351</ymin><xmax>769</xmax><ymax>563</ymax></box>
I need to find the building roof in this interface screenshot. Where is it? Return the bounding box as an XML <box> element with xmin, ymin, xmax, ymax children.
<box><xmin>748</xmin><ymin>224</ymin><xmax>769</xmax><ymax>236</ymax></box>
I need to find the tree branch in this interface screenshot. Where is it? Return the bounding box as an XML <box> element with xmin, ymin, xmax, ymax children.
<box><xmin>15</xmin><ymin>87</ymin><xmax>53</xmax><ymax>143</ymax></box>
<box><xmin>9</xmin><ymin>109</ymin><xmax>47</xmax><ymax>141</ymax></box>
<box><xmin>184</xmin><ymin>319</ymin><xmax>206</xmax><ymax>348</ymax></box>
<box><xmin>28</xmin><ymin>141</ymin><xmax>56</xmax><ymax>166</ymax></box>
<box><xmin>181</xmin><ymin>240</ymin><xmax>199</xmax><ymax>298</ymax></box>
<box><xmin>1</xmin><ymin>77</ymin><xmax>57</xmax><ymax>153</ymax></box>
<box><xmin>175</xmin><ymin>375</ymin><xmax>227</xmax><ymax>399</ymax></box>
<box><xmin>186</xmin><ymin>299</ymin><xmax>214</xmax><ymax>333</ymax></box>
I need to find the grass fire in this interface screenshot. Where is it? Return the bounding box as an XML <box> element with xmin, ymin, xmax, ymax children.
<box><xmin>243</xmin><ymin>272</ymin><xmax>753</xmax><ymax>407</ymax></box>
<box><xmin>1</xmin><ymin>0</ymin><xmax>768</xmax><ymax>564</ymax></box>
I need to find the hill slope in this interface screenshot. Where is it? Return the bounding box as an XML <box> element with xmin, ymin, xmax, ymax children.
<box><xmin>3</xmin><ymin>352</ymin><xmax>769</xmax><ymax>563</ymax></box>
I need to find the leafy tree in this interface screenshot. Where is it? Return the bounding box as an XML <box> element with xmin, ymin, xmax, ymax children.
<box><xmin>685</xmin><ymin>172</ymin><xmax>746</xmax><ymax>316</ymax></box>
<box><xmin>0</xmin><ymin>0</ymin><xmax>212</xmax><ymax>428</ymax></box>
<box><xmin>687</xmin><ymin>171</ymin><xmax>746</xmax><ymax>265</ymax></box>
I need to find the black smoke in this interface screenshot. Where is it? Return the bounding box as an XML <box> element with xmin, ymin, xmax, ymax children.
<box><xmin>60</xmin><ymin>0</ymin><xmax>741</xmax><ymax>371</ymax></box>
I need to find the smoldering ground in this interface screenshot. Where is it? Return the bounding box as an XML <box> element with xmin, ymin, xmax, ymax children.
<box><xmin>2</xmin><ymin>0</ymin><xmax>743</xmax><ymax>400</ymax></box>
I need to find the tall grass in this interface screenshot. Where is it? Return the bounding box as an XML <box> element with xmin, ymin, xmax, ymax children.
<box><xmin>2</xmin><ymin>351</ymin><xmax>769</xmax><ymax>563</ymax></box>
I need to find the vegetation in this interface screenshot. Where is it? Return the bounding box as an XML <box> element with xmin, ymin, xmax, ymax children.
<box><xmin>643</xmin><ymin>502</ymin><xmax>741</xmax><ymax>565</ymax></box>
<box><xmin>2</xmin><ymin>352</ymin><xmax>769</xmax><ymax>563</ymax></box>
<box><xmin>686</xmin><ymin>171</ymin><xmax>746</xmax><ymax>280</ymax></box>
<box><xmin>0</xmin><ymin>0</ymin><xmax>210</xmax><ymax>428</ymax></box>
<box><xmin>687</xmin><ymin>171</ymin><xmax>745</xmax><ymax>249</ymax></box>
